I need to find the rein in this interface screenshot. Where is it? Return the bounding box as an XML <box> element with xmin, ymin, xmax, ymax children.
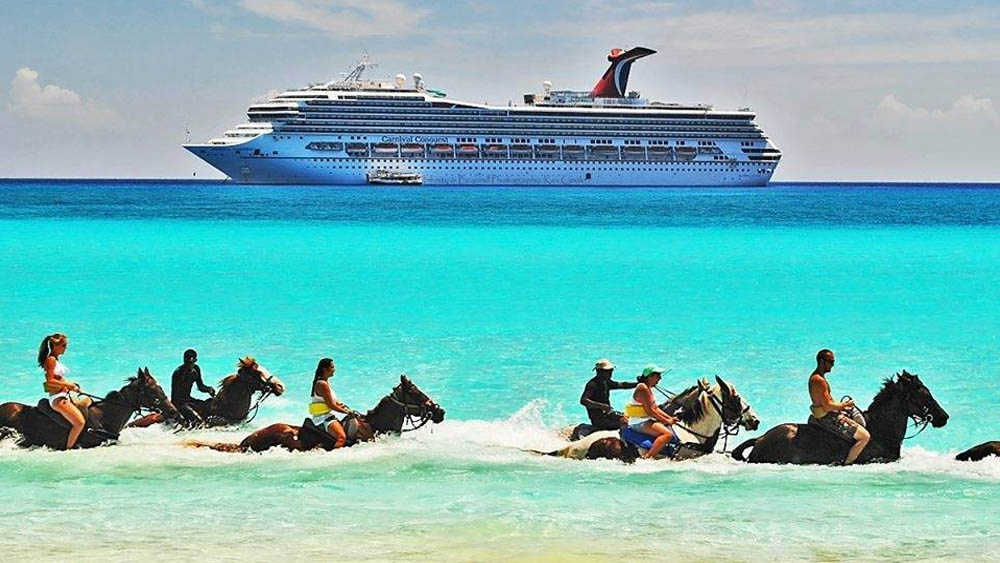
<box><xmin>696</xmin><ymin>380</ymin><xmax>747</xmax><ymax>453</ymax></box>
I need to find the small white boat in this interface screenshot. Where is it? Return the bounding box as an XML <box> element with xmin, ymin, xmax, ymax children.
<box><xmin>366</xmin><ymin>170</ymin><xmax>423</xmax><ymax>185</ymax></box>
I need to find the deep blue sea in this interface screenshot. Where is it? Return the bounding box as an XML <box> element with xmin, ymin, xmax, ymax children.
<box><xmin>1</xmin><ymin>181</ymin><xmax>999</xmax><ymax>562</ymax></box>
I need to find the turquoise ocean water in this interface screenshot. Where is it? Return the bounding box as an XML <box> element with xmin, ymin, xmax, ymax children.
<box><xmin>1</xmin><ymin>181</ymin><xmax>999</xmax><ymax>561</ymax></box>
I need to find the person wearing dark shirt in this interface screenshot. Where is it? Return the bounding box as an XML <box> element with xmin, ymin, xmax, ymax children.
<box><xmin>171</xmin><ymin>349</ymin><xmax>215</xmax><ymax>422</ymax></box>
<box><xmin>580</xmin><ymin>358</ymin><xmax>637</xmax><ymax>430</ymax></box>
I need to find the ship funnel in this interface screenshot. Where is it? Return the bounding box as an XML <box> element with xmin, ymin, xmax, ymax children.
<box><xmin>590</xmin><ymin>46</ymin><xmax>655</xmax><ymax>98</ymax></box>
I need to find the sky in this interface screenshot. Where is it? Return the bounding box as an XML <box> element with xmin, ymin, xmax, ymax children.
<box><xmin>0</xmin><ymin>0</ymin><xmax>998</xmax><ymax>181</ymax></box>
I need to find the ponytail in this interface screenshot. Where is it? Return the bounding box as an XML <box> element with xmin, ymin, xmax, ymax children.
<box><xmin>313</xmin><ymin>358</ymin><xmax>334</xmax><ymax>390</ymax></box>
<box><xmin>37</xmin><ymin>333</ymin><xmax>67</xmax><ymax>367</ymax></box>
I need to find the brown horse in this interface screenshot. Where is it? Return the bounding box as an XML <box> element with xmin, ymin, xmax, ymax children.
<box><xmin>0</xmin><ymin>368</ymin><xmax>177</xmax><ymax>450</ymax></box>
<box><xmin>187</xmin><ymin>375</ymin><xmax>445</xmax><ymax>453</ymax></box>
<box><xmin>732</xmin><ymin>371</ymin><xmax>949</xmax><ymax>465</ymax></box>
<box><xmin>187</xmin><ymin>375</ymin><xmax>444</xmax><ymax>452</ymax></box>
<box><xmin>130</xmin><ymin>360</ymin><xmax>285</xmax><ymax>428</ymax></box>
<box><xmin>956</xmin><ymin>441</ymin><xmax>1000</xmax><ymax>462</ymax></box>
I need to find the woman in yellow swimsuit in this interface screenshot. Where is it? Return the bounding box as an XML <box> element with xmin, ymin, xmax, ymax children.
<box><xmin>308</xmin><ymin>358</ymin><xmax>354</xmax><ymax>449</ymax></box>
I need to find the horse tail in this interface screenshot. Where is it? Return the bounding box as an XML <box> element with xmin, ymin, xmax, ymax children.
<box><xmin>521</xmin><ymin>448</ymin><xmax>562</xmax><ymax>457</ymax></box>
<box><xmin>731</xmin><ymin>438</ymin><xmax>757</xmax><ymax>462</ymax></box>
<box><xmin>182</xmin><ymin>439</ymin><xmax>246</xmax><ymax>453</ymax></box>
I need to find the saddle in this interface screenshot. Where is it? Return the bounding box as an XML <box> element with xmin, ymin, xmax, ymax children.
<box><xmin>620</xmin><ymin>426</ymin><xmax>683</xmax><ymax>459</ymax></box>
<box><xmin>36</xmin><ymin>399</ymin><xmax>119</xmax><ymax>442</ymax></box>
<box><xmin>299</xmin><ymin>415</ymin><xmax>368</xmax><ymax>450</ymax></box>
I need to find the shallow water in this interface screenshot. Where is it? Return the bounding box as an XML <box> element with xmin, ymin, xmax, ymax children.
<box><xmin>1</xmin><ymin>181</ymin><xmax>999</xmax><ymax>561</ymax></box>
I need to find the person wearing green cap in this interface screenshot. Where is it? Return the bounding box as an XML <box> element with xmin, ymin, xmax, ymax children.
<box><xmin>625</xmin><ymin>365</ymin><xmax>679</xmax><ymax>459</ymax></box>
<box><xmin>580</xmin><ymin>358</ymin><xmax>637</xmax><ymax>431</ymax></box>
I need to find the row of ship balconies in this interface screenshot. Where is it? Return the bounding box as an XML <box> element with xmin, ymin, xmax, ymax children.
<box><xmin>301</xmin><ymin>141</ymin><xmax>740</xmax><ymax>162</ymax></box>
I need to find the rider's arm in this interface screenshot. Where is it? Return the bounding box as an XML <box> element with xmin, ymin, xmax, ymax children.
<box><xmin>193</xmin><ymin>366</ymin><xmax>215</xmax><ymax>395</ymax></box>
<box><xmin>579</xmin><ymin>380</ymin><xmax>611</xmax><ymax>412</ymax></box>
<box><xmin>317</xmin><ymin>380</ymin><xmax>351</xmax><ymax>414</ymax></box>
<box><xmin>637</xmin><ymin>384</ymin><xmax>676</xmax><ymax>425</ymax></box>
<box><xmin>608</xmin><ymin>379</ymin><xmax>638</xmax><ymax>390</ymax></box>
<box><xmin>809</xmin><ymin>375</ymin><xmax>850</xmax><ymax>411</ymax></box>
<box><xmin>44</xmin><ymin>356</ymin><xmax>78</xmax><ymax>392</ymax></box>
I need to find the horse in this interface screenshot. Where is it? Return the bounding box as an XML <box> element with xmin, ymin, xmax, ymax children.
<box><xmin>732</xmin><ymin>370</ymin><xmax>948</xmax><ymax>465</ymax></box>
<box><xmin>130</xmin><ymin>359</ymin><xmax>285</xmax><ymax>428</ymax></box>
<box><xmin>0</xmin><ymin>368</ymin><xmax>177</xmax><ymax>450</ymax></box>
<box><xmin>186</xmin><ymin>375</ymin><xmax>445</xmax><ymax>453</ymax></box>
<box><xmin>956</xmin><ymin>441</ymin><xmax>1000</xmax><ymax>462</ymax></box>
<box><xmin>542</xmin><ymin>376</ymin><xmax>759</xmax><ymax>463</ymax></box>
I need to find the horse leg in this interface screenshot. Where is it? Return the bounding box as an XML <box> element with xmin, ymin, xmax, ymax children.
<box><xmin>956</xmin><ymin>441</ymin><xmax>1000</xmax><ymax>462</ymax></box>
<box><xmin>586</xmin><ymin>437</ymin><xmax>637</xmax><ymax>464</ymax></box>
<box><xmin>127</xmin><ymin>412</ymin><xmax>164</xmax><ymax>428</ymax></box>
<box><xmin>239</xmin><ymin>423</ymin><xmax>303</xmax><ymax>452</ymax></box>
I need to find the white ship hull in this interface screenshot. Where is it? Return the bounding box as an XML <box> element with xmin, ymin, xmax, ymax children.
<box><xmin>187</xmin><ymin>138</ymin><xmax>777</xmax><ymax>187</ymax></box>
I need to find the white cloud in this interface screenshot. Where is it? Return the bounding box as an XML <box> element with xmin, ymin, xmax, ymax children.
<box><xmin>237</xmin><ymin>0</ymin><xmax>430</xmax><ymax>38</ymax></box>
<box><xmin>532</xmin><ymin>6</ymin><xmax>1000</xmax><ymax>67</ymax></box>
<box><xmin>875</xmin><ymin>94</ymin><xmax>999</xmax><ymax>126</ymax></box>
<box><xmin>8</xmin><ymin>67</ymin><xmax>116</xmax><ymax>126</ymax></box>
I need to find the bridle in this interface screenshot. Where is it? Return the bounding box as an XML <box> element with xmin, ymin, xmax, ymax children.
<box><xmin>78</xmin><ymin>378</ymin><xmax>169</xmax><ymax>420</ymax></box>
<box><xmin>698</xmin><ymin>379</ymin><xmax>750</xmax><ymax>452</ymax></box>
<box><xmin>386</xmin><ymin>383</ymin><xmax>438</xmax><ymax>432</ymax></box>
<box><xmin>240</xmin><ymin>367</ymin><xmax>278</xmax><ymax>424</ymax></box>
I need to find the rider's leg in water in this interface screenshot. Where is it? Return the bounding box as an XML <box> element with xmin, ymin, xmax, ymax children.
<box><xmin>843</xmin><ymin>417</ymin><xmax>870</xmax><ymax>465</ymax></box>
<box><xmin>642</xmin><ymin>421</ymin><xmax>674</xmax><ymax>459</ymax></box>
<box><xmin>326</xmin><ymin>419</ymin><xmax>347</xmax><ymax>448</ymax></box>
<box><xmin>52</xmin><ymin>398</ymin><xmax>85</xmax><ymax>450</ymax></box>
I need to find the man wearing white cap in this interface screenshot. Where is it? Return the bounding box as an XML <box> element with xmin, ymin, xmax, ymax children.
<box><xmin>580</xmin><ymin>358</ymin><xmax>637</xmax><ymax>431</ymax></box>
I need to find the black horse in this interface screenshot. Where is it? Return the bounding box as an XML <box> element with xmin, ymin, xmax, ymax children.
<box><xmin>732</xmin><ymin>371</ymin><xmax>948</xmax><ymax>465</ymax></box>
<box><xmin>130</xmin><ymin>360</ymin><xmax>285</xmax><ymax>428</ymax></box>
<box><xmin>187</xmin><ymin>375</ymin><xmax>445</xmax><ymax>453</ymax></box>
<box><xmin>0</xmin><ymin>368</ymin><xmax>177</xmax><ymax>450</ymax></box>
<box><xmin>956</xmin><ymin>441</ymin><xmax>1000</xmax><ymax>462</ymax></box>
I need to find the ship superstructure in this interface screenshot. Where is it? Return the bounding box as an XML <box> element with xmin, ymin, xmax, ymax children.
<box><xmin>185</xmin><ymin>49</ymin><xmax>781</xmax><ymax>186</ymax></box>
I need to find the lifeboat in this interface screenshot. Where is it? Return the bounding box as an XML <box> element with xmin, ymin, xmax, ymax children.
<box><xmin>647</xmin><ymin>146</ymin><xmax>673</xmax><ymax>161</ymax></box>
<box><xmin>509</xmin><ymin>144</ymin><xmax>532</xmax><ymax>158</ymax></box>
<box><xmin>562</xmin><ymin>145</ymin><xmax>584</xmax><ymax>160</ymax></box>
<box><xmin>373</xmin><ymin>143</ymin><xmax>399</xmax><ymax>155</ymax></box>
<box><xmin>346</xmin><ymin>143</ymin><xmax>368</xmax><ymax>156</ymax></box>
<box><xmin>535</xmin><ymin>144</ymin><xmax>559</xmax><ymax>159</ymax></box>
<box><xmin>675</xmin><ymin>146</ymin><xmax>697</xmax><ymax>160</ymax></box>
<box><xmin>429</xmin><ymin>143</ymin><xmax>453</xmax><ymax>157</ymax></box>
<box><xmin>400</xmin><ymin>143</ymin><xmax>424</xmax><ymax>156</ymax></box>
<box><xmin>456</xmin><ymin>144</ymin><xmax>479</xmax><ymax>158</ymax></box>
<box><xmin>587</xmin><ymin>145</ymin><xmax>620</xmax><ymax>160</ymax></box>
<box><xmin>622</xmin><ymin>146</ymin><xmax>647</xmax><ymax>160</ymax></box>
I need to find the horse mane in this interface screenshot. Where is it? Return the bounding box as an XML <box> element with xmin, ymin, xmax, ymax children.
<box><xmin>670</xmin><ymin>384</ymin><xmax>706</xmax><ymax>424</ymax></box>
<box><xmin>869</xmin><ymin>377</ymin><xmax>900</xmax><ymax>410</ymax></box>
<box><xmin>219</xmin><ymin>374</ymin><xmax>239</xmax><ymax>387</ymax></box>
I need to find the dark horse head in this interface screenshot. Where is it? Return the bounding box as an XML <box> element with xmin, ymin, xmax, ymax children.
<box><xmin>231</xmin><ymin>359</ymin><xmax>286</xmax><ymax>397</ymax></box>
<box><xmin>128</xmin><ymin>367</ymin><xmax>179</xmax><ymax>420</ymax></box>
<box><xmin>364</xmin><ymin>375</ymin><xmax>446</xmax><ymax>434</ymax></box>
<box><xmin>886</xmin><ymin>370</ymin><xmax>949</xmax><ymax>428</ymax></box>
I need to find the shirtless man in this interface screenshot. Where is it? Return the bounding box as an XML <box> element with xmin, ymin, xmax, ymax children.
<box><xmin>808</xmin><ymin>349</ymin><xmax>870</xmax><ymax>465</ymax></box>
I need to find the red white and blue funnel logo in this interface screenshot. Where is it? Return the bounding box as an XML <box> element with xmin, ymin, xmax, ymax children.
<box><xmin>590</xmin><ymin>47</ymin><xmax>656</xmax><ymax>98</ymax></box>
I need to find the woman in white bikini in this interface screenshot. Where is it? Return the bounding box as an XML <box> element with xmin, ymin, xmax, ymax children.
<box><xmin>38</xmin><ymin>333</ymin><xmax>85</xmax><ymax>450</ymax></box>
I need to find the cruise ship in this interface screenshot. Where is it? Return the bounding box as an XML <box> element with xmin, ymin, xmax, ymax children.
<box><xmin>185</xmin><ymin>48</ymin><xmax>781</xmax><ymax>186</ymax></box>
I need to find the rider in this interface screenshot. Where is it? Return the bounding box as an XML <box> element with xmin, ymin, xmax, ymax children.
<box><xmin>580</xmin><ymin>358</ymin><xmax>637</xmax><ymax>430</ymax></box>
<box><xmin>309</xmin><ymin>358</ymin><xmax>355</xmax><ymax>449</ymax></box>
<box><xmin>808</xmin><ymin>349</ymin><xmax>871</xmax><ymax>465</ymax></box>
<box><xmin>38</xmin><ymin>333</ymin><xmax>85</xmax><ymax>450</ymax></box>
<box><xmin>171</xmin><ymin>349</ymin><xmax>215</xmax><ymax>423</ymax></box>
<box><xmin>625</xmin><ymin>365</ymin><xmax>679</xmax><ymax>459</ymax></box>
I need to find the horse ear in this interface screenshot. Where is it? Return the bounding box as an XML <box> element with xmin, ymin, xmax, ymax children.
<box><xmin>143</xmin><ymin>367</ymin><xmax>151</xmax><ymax>377</ymax></box>
<box><xmin>715</xmin><ymin>375</ymin><xmax>731</xmax><ymax>395</ymax></box>
<box><xmin>400</xmin><ymin>374</ymin><xmax>410</xmax><ymax>384</ymax></box>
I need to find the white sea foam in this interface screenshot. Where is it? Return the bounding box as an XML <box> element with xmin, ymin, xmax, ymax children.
<box><xmin>3</xmin><ymin>399</ymin><xmax>999</xmax><ymax>481</ymax></box>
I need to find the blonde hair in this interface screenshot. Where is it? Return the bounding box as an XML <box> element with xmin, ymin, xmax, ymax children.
<box><xmin>37</xmin><ymin>333</ymin><xmax>68</xmax><ymax>367</ymax></box>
